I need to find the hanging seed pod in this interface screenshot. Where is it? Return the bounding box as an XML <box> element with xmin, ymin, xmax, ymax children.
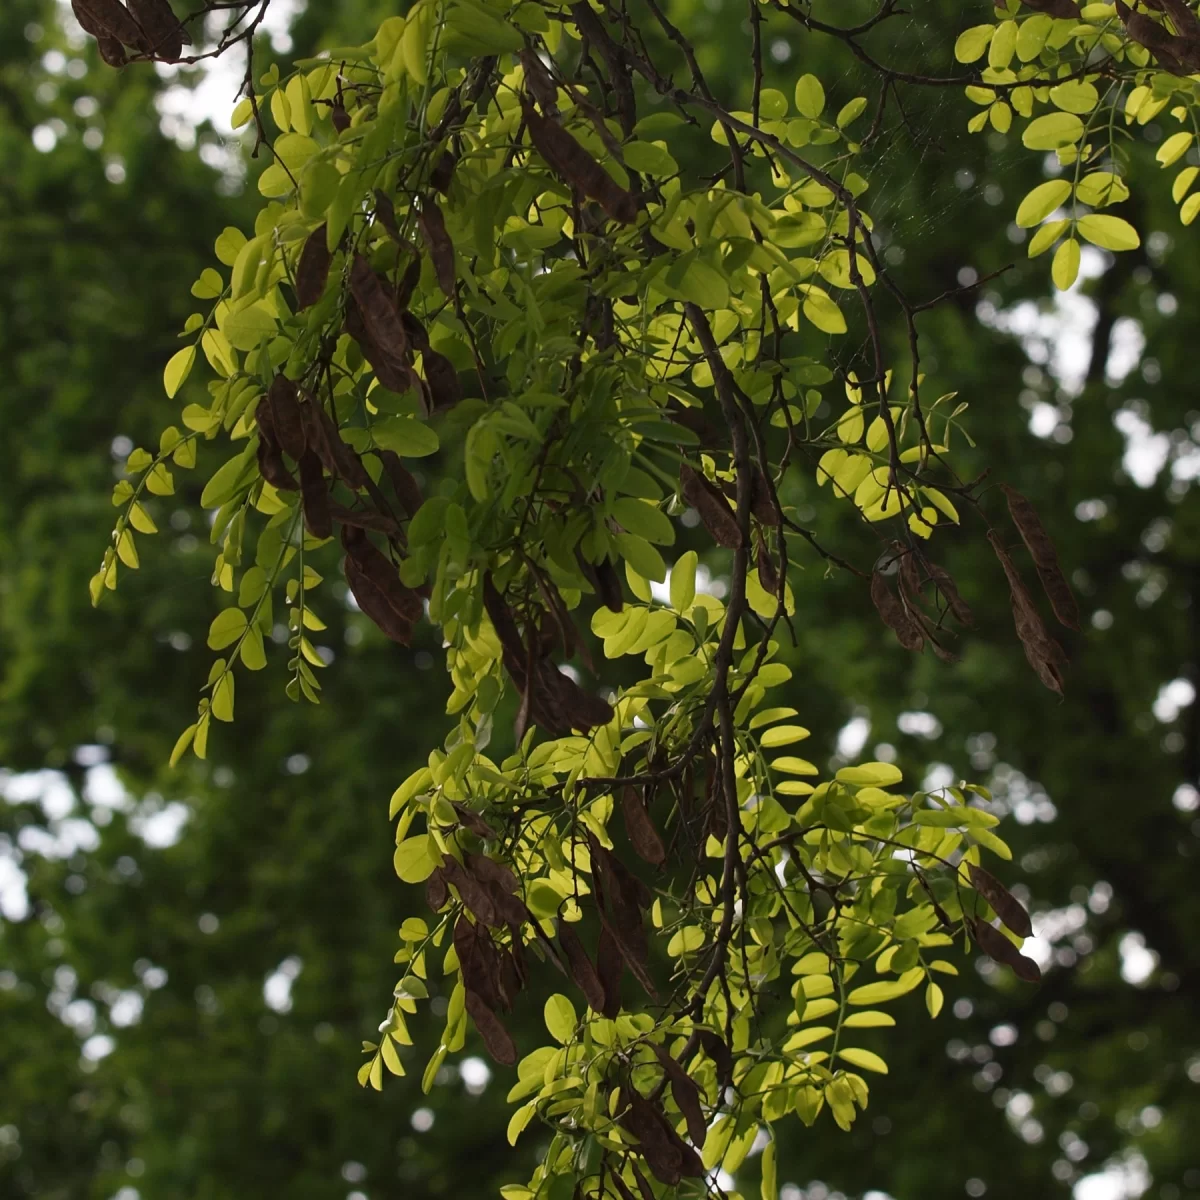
<box><xmin>679</xmin><ymin>464</ymin><xmax>741</xmax><ymax>548</ymax></box>
<box><xmin>558</xmin><ymin>921</ymin><xmax>605</xmax><ymax>1013</ymax></box>
<box><xmin>344</xmin><ymin>297</ymin><xmax>414</xmax><ymax>395</ymax></box>
<box><xmin>622</xmin><ymin>786</ymin><xmax>666</xmax><ymax>865</ymax></box>
<box><xmin>266</xmin><ymin>375</ymin><xmax>307</xmax><ymax>460</ymax></box>
<box><xmin>968</xmin><ymin>863</ymin><xmax>1033</xmax><ymax>940</ymax></box>
<box><xmin>349</xmin><ymin>254</ymin><xmax>410</xmax><ymax>358</ymax></box>
<box><xmin>464</xmin><ymin>989</ymin><xmax>518</xmax><ymax>1065</ymax></box>
<box><xmin>295</xmin><ymin>226</ymin><xmax>332</xmax><ymax>310</ymax></box>
<box><xmin>430</xmin><ymin>149</ymin><xmax>457</xmax><ymax>194</ymax></box>
<box><xmin>378</xmin><ymin>450</ymin><xmax>424</xmax><ymax>517</ymax></box>
<box><xmin>523</xmin><ymin>103</ymin><xmax>638</xmax><ymax>225</ymax></box>
<box><xmin>73</xmin><ymin>0</ymin><xmax>146</xmax><ymax>50</ymax></box>
<box><xmin>989</xmin><ymin>532</ymin><xmax>1068</xmax><ymax>694</ymax></box>
<box><xmin>127</xmin><ymin>0</ymin><xmax>186</xmax><ymax>61</ymax></box>
<box><xmin>651</xmin><ymin>1043</ymin><xmax>707</xmax><ymax>1148</ymax></box>
<box><xmin>417</xmin><ymin>199</ymin><xmax>458</xmax><ymax>296</ymax></box>
<box><xmin>870</xmin><ymin>570</ymin><xmax>925</xmax><ymax>652</ymax></box>
<box><xmin>969</xmin><ymin>917</ymin><xmax>1041</xmax><ymax>983</ymax></box>
<box><xmin>1000</xmin><ymin>484</ymin><xmax>1080</xmax><ymax>630</ymax></box>
<box><xmin>421</xmin><ymin>348</ymin><xmax>462</xmax><ymax>409</ymax></box>
<box><xmin>298</xmin><ymin>452</ymin><xmax>332</xmax><ymax>539</ymax></box>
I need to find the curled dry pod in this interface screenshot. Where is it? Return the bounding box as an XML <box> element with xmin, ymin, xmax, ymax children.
<box><xmin>464</xmin><ymin>989</ymin><xmax>518</xmax><ymax>1065</ymax></box>
<box><xmin>341</xmin><ymin>535</ymin><xmax>414</xmax><ymax>646</ymax></box>
<box><xmin>523</xmin><ymin>104</ymin><xmax>638</xmax><ymax>225</ymax></box>
<box><xmin>344</xmin><ymin>297</ymin><xmax>413</xmax><ymax>395</ymax></box>
<box><xmin>295</xmin><ymin>226</ymin><xmax>332</xmax><ymax>310</ymax></box>
<box><xmin>595</xmin><ymin>924</ymin><xmax>624</xmax><ymax>1019</ymax></box>
<box><xmin>558</xmin><ymin>920</ymin><xmax>606</xmax><ymax>1013</ymax></box>
<box><xmin>400</xmin><ymin>311</ymin><xmax>430</xmax><ymax>354</ymax></box>
<box><xmin>609</xmin><ymin>1173</ymin><xmax>638</xmax><ymax>1200</ymax></box>
<box><xmin>425</xmin><ymin>867</ymin><xmax>448</xmax><ymax>911</ymax></box>
<box><xmin>301</xmin><ymin>399</ymin><xmax>370</xmax><ymax>490</ymax></box>
<box><xmin>871</xmin><ymin>569</ymin><xmax>925</xmax><ymax>652</ymax></box>
<box><xmin>695</xmin><ymin>1030</ymin><xmax>734</xmax><ymax>1089</ymax></box>
<box><xmin>127</xmin><ymin>0</ymin><xmax>186</xmax><ymax>61</ymax></box>
<box><xmin>378</xmin><ymin>450</ymin><xmax>424</xmax><ymax>518</ymax></box>
<box><xmin>349</xmin><ymin>254</ymin><xmax>410</xmax><ymax>358</ymax></box>
<box><xmin>989</xmin><ymin>531</ymin><xmax>1068</xmax><ymax>695</ymax></box>
<box><xmin>518</xmin><ymin>48</ymin><xmax>560</xmax><ymax>110</ymax></box>
<box><xmin>395</xmin><ymin>251</ymin><xmax>423</xmax><ymax>311</ymax></box>
<box><xmin>257</xmin><ymin>437</ymin><xmax>298</xmax><ymax>492</ymax></box>
<box><xmin>95</xmin><ymin>35</ymin><xmax>128</xmax><ymax>66</ymax></box>
<box><xmin>970</xmin><ymin>917</ymin><xmax>1042</xmax><ymax>983</ymax></box>
<box><xmin>750</xmin><ymin>463</ymin><xmax>780</xmax><ymax>526</ymax></box>
<box><xmin>540</xmin><ymin>661</ymin><xmax>615</xmax><ymax>733</ymax></box>
<box><xmin>330</xmin><ymin>102</ymin><xmax>351</xmax><ymax>134</ymax></box>
<box><xmin>372</xmin><ymin>189</ymin><xmax>401</xmax><ymax>242</ymax></box>
<box><xmin>1000</xmin><ymin>484</ymin><xmax>1080</xmax><ymax>630</ymax></box>
<box><xmin>481</xmin><ymin>574</ymin><xmax>526</xmax><ymax>665</ymax></box>
<box><xmin>576</xmin><ymin>550</ymin><xmax>624</xmax><ymax>613</ymax></box>
<box><xmin>756</xmin><ymin>538</ymin><xmax>779</xmax><ymax>595</ymax></box>
<box><xmin>417</xmin><ymin>199</ymin><xmax>457</xmax><ymax>297</ymax></box>
<box><xmin>442</xmin><ymin>857</ymin><xmax>500</xmax><ymax>929</ymax></box>
<box><xmin>651</xmin><ymin>1044</ymin><xmax>707</xmax><ymax>1149</ymax></box>
<box><xmin>267</xmin><ymin>375</ymin><xmax>306</xmax><ymax>460</ymax></box>
<box><xmin>968</xmin><ymin>863</ymin><xmax>1033</xmax><ymax>940</ymax></box>
<box><xmin>342</xmin><ymin>527</ymin><xmax>423</xmax><ymax>622</ymax></box>
<box><xmin>430</xmin><ymin>149</ymin><xmax>457</xmax><ymax>194</ymax></box>
<box><xmin>925</xmin><ymin>560</ymin><xmax>974</xmax><ymax>627</ymax></box>
<box><xmin>451</xmin><ymin>801</ymin><xmax>496</xmax><ymax>840</ymax></box>
<box><xmin>630</xmin><ymin>1164</ymin><xmax>657</xmax><ymax>1200</ymax></box>
<box><xmin>622</xmin><ymin>786</ymin><xmax>666</xmax><ymax>866</ymax></box>
<box><xmin>328</xmin><ymin>504</ymin><xmax>401</xmax><ymax>537</ymax></box>
<box><xmin>422</xmin><ymin>349</ymin><xmax>462</xmax><ymax>410</ymax></box>
<box><xmin>298</xmin><ymin>451</ymin><xmax>332</xmax><ymax>539</ymax></box>
<box><xmin>74</xmin><ymin>0</ymin><xmax>146</xmax><ymax>49</ymax></box>
<box><xmin>679</xmin><ymin>464</ymin><xmax>741</xmax><ymax>548</ymax></box>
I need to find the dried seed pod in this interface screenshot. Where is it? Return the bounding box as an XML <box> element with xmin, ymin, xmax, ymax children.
<box><xmin>925</xmin><ymin>560</ymin><xmax>974</xmax><ymax>627</ymax></box>
<box><xmin>451</xmin><ymin>801</ymin><xmax>496</xmax><ymax>840</ymax></box>
<box><xmin>417</xmin><ymin>199</ymin><xmax>457</xmax><ymax>296</ymax></box>
<box><xmin>267</xmin><ymin>375</ymin><xmax>307</xmax><ymax>460</ymax></box>
<box><xmin>328</xmin><ymin>504</ymin><xmax>401</xmax><ymax>537</ymax></box>
<box><xmin>576</xmin><ymin>551</ymin><xmax>624</xmax><ymax>612</ymax></box>
<box><xmin>372</xmin><ymin>189</ymin><xmax>401</xmax><ymax>242</ymax></box>
<box><xmin>1000</xmin><ymin>484</ymin><xmax>1080</xmax><ymax>630</ymax></box>
<box><xmin>422</xmin><ymin>348</ymin><xmax>462</xmax><ymax>410</ymax></box>
<box><xmin>257</xmin><ymin>437</ymin><xmax>298</xmax><ymax>492</ymax></box>
<box><xmin>464</xmin><ymin>988</ymin><xmax>518</xmax><ymax>1065</ymax></box>
<box><xmin>378</xmin><ymin>450</ymin><xmax>424</xmax><ymax>517</ymax></box>
<box><xmin>651</xmin><ymin>1044</ymin><xmax>707</xmax><ymax>1148</ymax></box>
<box><xmin>695</xmin><ymin>1030</ymin><xmax>734</xmax><ymax>1088</ymax></box>
<box><xmin>596</xmin><ymin>925</ymin><xmax>624</xmax><ymax>1018</ymax></box>
<box><xmin>301</xmin><ymin>399</ymin><xmax>370</xmax><ymax>490</ymax></box>
<box><xmin>756</xmin><ymin>538</ymin><xmax>779</xmax><ymax>595</ymax></box>
<box><xmin>298</xmin><ymin>451</ymin><xmax>332</xmax><ymax>539</ymax></box>
<box><xmin>395</xmin><ymin>251</ymin><xmax>423</xmax><ymax>311</ymax></box>
<box><xmin>127</xmin><ymin>0</ymin><xmax>185</xmax><ymax>61</ymax></box>
<box><xmin>349</xmin><ymin>254</ymin><xmax>410</xmax><ymax>358</ymax></box>
<box><xmin>870</xmin><ymin>570</ymin><xmax>925</xmax><ymax>652</ymax></box>
<box><xmin>622</xmin><ymin>786</ymin><xmax>666</xmax><ymax>866</ymax></box>
<box><xmin>73</xmin><ymin>0</ymin><xmax>146</xmax><ymax>49</ymax></box>
<box><xmin>425</xmin><ymin>868</ymin><xmax>448</xmax><ymax>911</ymax></box>
<box><xmin>970</xmin><ymin>918</ymin><xmax>1042</xmax><ymax>983</ymax></box>
<box><xmin>523</xmin><ymin>103</ymin><xmax>638</xmax><ymax>225</ymax></box>
<box><xmin>344</xmin><ymin>297</ymin><xmax>414</xmax><ymax>395</ymax></box>
<box><xmin>95</xmin><ymin>34</ymin><xmax>128</xmax><ymax>66</ymax></box>
<box><xmin>968</xmin><ymin>863</ymin><xmax>1033</xmax><ymax>940</ymax></box>
<box><xmin>609</xmin><ymin>1172</ymin><xmax>639</xmax><ymax>1200</ymax></box>
<box><xmin>330</xmin><ymin>102</ymin><xmax>351</xmax><ymax>134</ymax></box>
<box><xmin>630</xmin><ymin>1164</ymin><xmax>657</xmax><ymax>1200</ymax></box>
<box><xmin>679</xmin><ymin>464</ymin><xmax>741</xmax><ymax>548</ymax></box>
<box><xmin>518</xmin><ymin>49</ymin><xmax>560</xmax><ymax>110</ymax></box>
<box><xmin>400</xmin><ymin>311</ymin><xmax>430</xmax><ymax>354</ymax></box>
<box><xmin>295</xmin><ymin>226</ymin><xmax>332</xmax><ymax>310</ymax></box>
<box><xmin>558</xmin><ymin>921</ymin><xmax>606</xmax><ymax>1013</ymax></box>
<box><xmin>342</xmin><ymin>527</ymin><xmax>423</xmax><ymax>622</ymax></box>
<box><xmin>430</xmin><ymin>149</ymin><xmax>457</xmax><ymax>194</ymax></box>
<box><xmin>750</xmin><ymin>463</ymin><xmax>780</xmax><ymax>526</ymax></box>
<box><xmin>539</xmin><ymin>662</ymin><xmax>615</xmax><ymax>733</ymax></box>
<box><xmin>989</xmin><ymin>532</ymin><xmax>1068</xmax><ymax>695</ymax></box>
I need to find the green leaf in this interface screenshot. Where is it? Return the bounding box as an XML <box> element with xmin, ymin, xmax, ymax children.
<box><xmin>836</xmin><ymin>762</ymin><xmax>902</xmax><ymax>787</ymax></box>
<box><xmin>670</xmin><ymin>550</ymin><xmax>698</xmax><ymax>613</ymax></box>
<box><xmin>214</xmin><ymin>226</ymin><xmax>247</xmax><ymax>266</ymax></box>
<box><xmin>761</xmin><ymin>1135</ymin><xmax>777</xmax><ymax>1200</ymax></box>
<box><xmin>1021</xmin><ymin>112</ymin><xmax>1084</xmax><ymax>151</ymax></box>
<box><xmin>211</xmin><ymin>672</ymin><xmax>235</xmax><ymax>723</ymax></box>
<box><xmin>614</xmin><ymin>532</ymin><xmax>667</xmax><ymax>583</ymax></box>
<box><xmin>164</xmin><ymin>346</ymin><xmax>197</xmax><ymax>399</ymax></box>
<box><xmin>954</xmin><ymin>25</ymin><xmax>993</xmax><ymax>63</ymax></box>
<box><xmin>1051</xmin><ymin>237</ymin><xmax>1081</xmax><ymax>290</ymax></box>
<box><xmin>611</xmin><ymin>497</ymin><xmax>675</xmax><ymax>545</ymax></box>
<box><xmin>169</xmin><ymin>724</ymin><xmax>197</xmax><ymax>768</ymax></box>
<box><xmin>544</xmin><ymin>993</ymin><xmax>577</xmax><ymax>1044</ymax></box>
<box><xmin>847</xmin><ymin>969</ymin><xmax>923</xmax><ymax>1005</ymax></box>
<box><xmin>1014</xmin><ymin>180</ymin><xmax>1072</xmax><ymax>228</ymax></box>
<box><xmin>800</xmin><ymin>287</ymin><xmax>847</xmax><ymax>335</ymax></box>
<box><xmin>1076</xmin><ymin>214</ymin><xmax>1140</xmax><ymax>252</ymax></box>
<box><xmin>191</xmin><ymin>268</ymin><xmax>224</xmax><ymax>299</ymax></box>
<box><xmin>794</xmin><ymin>74</ymin><xmax>825</xmax><ymax>119</ymax></box>
<box><xmin>394</xmin><ymin>835</ymin><xmax>438</xmax><ymax>883</ymax></box>
<box><xmin>622</xmin><ymin>140</ymin><xmax>678</xmax><ymax>176</ymax></box>
<box><xmin>839</xmin><ymin>1047</ymin><xmax>888</xmax><ymax>1074</ymax></box>
<box><xmin>208</xmin><ymin>608</ymin><xmax>249</xmax><ymax>650</ymax></box>
<box><xmin>373</xmin><ymin>416</ymin><xmax>441</xmax><ymax>457</ymax></box>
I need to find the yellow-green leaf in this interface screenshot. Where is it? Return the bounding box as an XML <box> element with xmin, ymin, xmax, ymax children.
<box><xmin>544</xmin><ymin>993</ymin><xmax>577</xmax><ymax>1044</ymax></box>
<box><xmin>1021</xmin><ymin>112</ymin><xmax>1083</xmax><ymax>151</ymax></box>
<box><xmin>1015</xmin><ymin>180</ymin><xmax>1072</xmax><ymax>228</ymax></box>
<box><xmin>164</xmin><ymin>346</ymin><xmax>197</xmax><ymax>399</ymax></box>
<box><xmin>839</xmin><ymin>1047</ymin><xmax>888</xmax><ymax>1074</ymax></box>
<box><xmin>1076</xmin><ymin>214</ymin><xmax>1140</xmax><ymax>252</ymax></box>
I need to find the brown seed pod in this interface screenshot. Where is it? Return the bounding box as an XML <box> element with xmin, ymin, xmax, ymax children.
<box><xmin>425</xmin><ymin>868</ymin><xmax>448</xmax><ymax>911</ymax></box>
<box><xmin>344</xmin><ymin>297</ymin><xmax>414</xmax><ymax>395</ymax></box>
<box><xmin>298</xmin><ymin>451</ymin><xmax>332</xmax><ymax>539</ymax></box>
<box><xmin>94</xmin><ymin>34</ymin><xmax>128</xmax><ymax>66</ymax></box>
<box><xmin>422</xmin><ymin>348</ymin><xmax>462</xmax><ymax>410</ymax></box>
<box><xmin>464</xmin><ymin>988</ymin><xmax>518</xmax><ymax>1065</ymax></box>
<box><xmin>300</xmin><ymin>399</ymin><xmax>371</xmax><ymax>490</ymax></box>
<box><xmin>968</xmin><ymin>863</ymin><xmax>1033</xmax><ymax>940</ymax></box>
<box><xmin>73</xmin><ymin>0</ymin><xmax>146</xmax><ymax>50</ymax></box>
<box><xmin>969</xmin><ymin>917</ymin><xmax>1042</xmax><ymax>983</ymax></box>
<box><xmin>1000</xmin><ymin>484</ymin><xmax>1080</xmax><ymax>630</ymax></box>
<box><xmin>756</xmin><ymin>538</ymin><xmax>779</xmax><ymax>595</ymax></box>
<box><xmin>330</xmin><ymin>102</ymin><xmax>351</xmax><ymax>133</ymax></box>
<box><xmin>342</xmin><ymin>527</ymin><xmax>423</xmax><ymax>622</ymax></box>
<box><xmin>651</xmin><ymin>1043</ymin><xmax>707</xmax><ymax>1148</ymax></box>
<box><xmin>417</xmin><ymin>199</ymin><xmax>457</xmax><ymax>297</ymax></box>
<box><xmin>989</xmin><ymin>532</ymin><xmax>1068</xmax><ymax>695</ymax></box>
<box><xmin>372</xmin><ymin>189</ymin><xmax>401</xmax><ymax>243</ymax></box>
<box><xmin>870</xmin><ymin>569</ymin><xmax>925</xmax><ymax>652</ymax></box>
<box><xmin>295</xmin><ymin>226</ymin><xmax>332</xmax><ymax>310</ymax></box>
<box><xmin>622</xmin><ymin>786</ymin><xmax>666</xmax><ymax>866</ymax></box>
<box><xmin>679</xmin><ymin>464</ymin><xmax>741</xmax><ymax>548</ymax></box>
<box><xmin>266</xmin><ymin>374</ymin><xmax>307</xmax><ymax>461</ymax></box>
<box><xmin>596</xmin><ymin>925</ymin><xmax>624</xmax><ymax>1018</ymax></box>
<box><xmin>523</xmin><ymin>103</ymin><xmax>638</xmax><ymax>225</ymax></box>
<box><xmin>127</xmin><ymin>0</ymin><xmax>186</xmax><ymax>61</ymax></box>
<box><xmin>558</xmin><ymin>921</ymin><xmax>606</xmax><ymax>1013</ymax></box>
<box><xmin>924</xmin><ymin>560</ymin><xmax>974</xmax><ymax>627</ymax></box>
<box><xmin>450</xmin><ymin>801</ymin><xmax>497</xmax><ymax>840</ymax></box>
<box><xmin>378</xmin><ymin>450</ymin><xmax>424</xmax><ymax>517</ymax></box>
<box><xmin>430</xmin><ymin>149</ymin><xmax>457</xmax><ymax>194</ymax></box>
<box><xmin>349</xmin><ymin>254</ymin><xmax>410</xmax><ymax>359</ymax></box>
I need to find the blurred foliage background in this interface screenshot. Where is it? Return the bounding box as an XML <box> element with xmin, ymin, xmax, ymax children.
<box><xmin>0</xmin><ymin>1</ymin><xmax>1198</xmax><ymax>1199</ymax></box>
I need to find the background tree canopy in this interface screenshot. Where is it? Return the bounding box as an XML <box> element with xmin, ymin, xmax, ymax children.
<box><xmin>0</xmin><ymin>1</ymin><xmax>1198</xmax><ymax>1199</ymax></box>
